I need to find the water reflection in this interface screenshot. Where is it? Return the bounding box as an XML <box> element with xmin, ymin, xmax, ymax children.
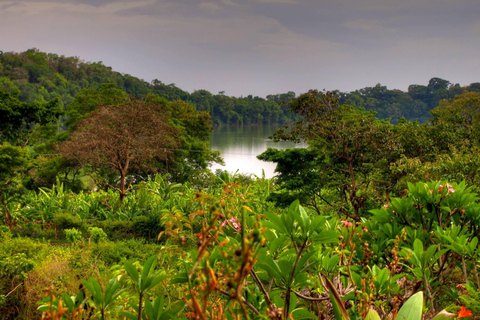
<box><xmin>209</xmin><ymin>125</ymin><xmax>306</xmax><ymax>178</ymax></box>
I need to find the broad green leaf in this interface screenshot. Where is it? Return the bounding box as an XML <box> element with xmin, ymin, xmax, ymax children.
<box><xmin>413</xmin><ymin>239</ymin><xmax>423</xmax><ymax>260</ymax></box>
<box><xmin>311</xmin><ymin>230</ymin><xmax>338</xmax><ymax>244</ymax></box>
<box><xmin>263</xmin><ymin>211</ymin><xmax>287</xmax><ymax>234</ymax></box>
<box><xmin>119</xmin><ymin>311</ymin><xmax>138</xmax><ymax>320</ymax></box>
<box><xmin>60</xmin><ymin>293</ymin><xmax>75</xmax><ymax>311</ymax></box>
<box><xmin>396</xmin><ymin>291</ymin><xmax>423</xmax><ymax>320</ymax></box>
<box><xmin>256</xmin><ymin>254</ymin><xmax>284</xmax><ymax>280</ymax></box>
<box><xmin>310</xmin><ymin>215</ymin><xmax>327</xmax><ymax>233</ymax></box>
<box><xmin>104</xmin><ymin>278</ymin><xmax>120</xmax><ymax>304</ymax></box>
<box><xmin>278</xmin><ymin>259</ymin><xmax>294</xmax><ymax>283</ymax></box>
<box><xmin>123</xmin><ymin>259</ymin><xmax>139</xmax><ymax>284</ymax></box>
<box><xmin>141</xmin><ymin>255</ymin><xmax>157</xmax><ymax>284</ymax></box>
<box><xmin>170</xmin><ymin>272</ymin><xmax>188</xmax><ymax>285</ymax></box>
<box><xmin>365</xmin><ymin>309</ymin><xmax>381</xmax><ymax>320</ymax></box>
<box><xmin>146</xmin><ymin>274</ymin><xmax>168</xmax><ymax>291</ymax></box>
<box><xmin>431</xmin><ymin>309</ymin><xmax>456</xmax><ymax>320</ymax></box>
<box><xmin>296</xmin><ymin>250</ymin><xmax>317</xmax><ymax>274</ymax></box>
<box><xmin>325</xmin><ymin>254</ymin><xmax>341</xmax><ymax>272</ymax></box>
<box><xmin>291</xmin><ymin>308</ymin><xmax>317</xmax><ymax>319</ymax></box>
<box><xmin>269</xmin><ymin>234</ymin><xmax>288</xmax><ymax>253</ymax></box>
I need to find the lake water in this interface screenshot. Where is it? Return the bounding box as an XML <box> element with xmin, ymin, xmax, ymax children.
<box><xmin>209</xmin><ymin>125</ymin><xmax>306</xmax><ymax>178</ymax></box>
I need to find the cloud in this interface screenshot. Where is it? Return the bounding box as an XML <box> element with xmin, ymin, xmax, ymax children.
<box><xmin>0</xmin><ymin>0</ymin><xmax>479</xmax><ymax>96</ymax></box>
<box><xmin>257</xmin><ymin>0</ymin><xmax>296</xmax><ymax>4</ymax></box>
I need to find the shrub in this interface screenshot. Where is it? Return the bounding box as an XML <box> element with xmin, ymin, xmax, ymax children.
<box><xmin>53</xmin><ymin>213</ymin><xmax>83</xmax><ymax>237</ymax></box>
<box><xmin>64</xmin><ymin>228</ymin><xmax>82</xmax><ymax>244</ymax></box>
<box><xmin>87</xmin><ymin>227</ymin><xmax>108</xmax><ymax>244</ymax></box>
<box><xmin>12</xmin><ymin>222</ymin><xmax>55</xmax><ymax>239</ymax></box>
<box><xmin>132</xmin><ymin>215</ymin><xmax>164</xmax><ymax>243</ymax></box>
<box><xmin>0</xmin><ymin>225</ymin><xmax>11</xmax><ymax>238</ymax></box>
<box><xmin>90</xmin><ymin>239</ymin><xmax>161</xmax><ymax>266</ymax></box>
<box><xmin>92</xmin><ymin>219</ymin><xmax>134</xmax><ymax>241</ymax></box>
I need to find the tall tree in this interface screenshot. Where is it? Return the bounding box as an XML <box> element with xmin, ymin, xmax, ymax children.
<box><xmin>59</xmin><ymin>100</ymin><xmax>179</xmax><ymax>203</ymax></box>
<box><xmin>261</xmin><ymin>90</ymin><xmax>400</xmax><ymax>220</ymax></box>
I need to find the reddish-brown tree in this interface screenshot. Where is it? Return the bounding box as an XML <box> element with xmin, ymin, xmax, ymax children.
<box><xmin>59</xmin><ymin>100</ymin><xmax>179</xmax><ymax>203</ymax></box>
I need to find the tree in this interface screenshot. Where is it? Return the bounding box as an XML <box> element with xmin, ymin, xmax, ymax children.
<box><xmin>59</xmin><ymin>99</ymin><xmax>179</xmax><ymax>203</ymax></box>
<box><xmin>257</xmin><ymin>148</ymin><xmax>322</xmax><ymax>212</ymax></box>
<box><xmin>65</xmin><ymin>83</ymin><xmax>129</xmax><ymax>130</ymax></box>
<box><xmin>430</xmin><ymin>91</ymin><xmax>480</xmax><ymax>148</ymax></box>
<box><xmin>0</xmin><ymin>89</ymin><xmax>62</xmax><ymax>146</ymax></box>
<box><xmin>261</xmin><ymin>90</ymin><xmax>400</xmax><ymax>220</ymax></box>
<box><xmin>145</xmin><ymin>96</ymin><xmax>223</xmax><ymax>182</ymax></box>
<box><xmin>428</xmin><ymin>77</ymin><xmax>450</xmax><ymax>91</ymax></box>
<box><xmin>0</xmin><ymin>143</ymin><xmax>29</xmax><ymax>228</ymax></box>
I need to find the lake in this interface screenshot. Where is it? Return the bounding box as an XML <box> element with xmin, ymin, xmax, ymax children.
<box><xmin>209</xmin><ymin>125</ymin><xmax>306</xmax><ymax>178</ymax></box>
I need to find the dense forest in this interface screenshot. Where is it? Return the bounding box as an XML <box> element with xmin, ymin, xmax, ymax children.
<box><xmin>2</xmin><ymin>48</ymin><xmax>480</xmax><ymax>124</ymax></box>
<box><xmin>1</xmin><ymin>48</ymin><xmax>480</xmax><ymax>320</ymax></box>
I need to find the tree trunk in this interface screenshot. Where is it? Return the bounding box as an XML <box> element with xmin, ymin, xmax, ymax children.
<box><xmin>3</xmin><ymin>204</ymin><xmax>12</xmax><ymax>229</ymax></box>
<box><xmin>119</xmin><ymin>170</ymin><xmax>126</xmax><ymax>204</ymax></box>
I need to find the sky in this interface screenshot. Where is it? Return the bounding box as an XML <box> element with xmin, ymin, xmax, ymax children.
<box><xmin>1</xmin><ymin>0</ymin><xmax>479</xmax><ymax>97</ymax></box>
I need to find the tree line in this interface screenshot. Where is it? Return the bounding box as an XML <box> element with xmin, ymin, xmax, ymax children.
<box><xmin>2</xmin><ymin>48</ymin><xmax>480</xmax><ymax>125</ymax></box>
<box><xmin>260</xmin><ymin>89</ymin><xmax>480</xmax><ymax>220</ymax></box>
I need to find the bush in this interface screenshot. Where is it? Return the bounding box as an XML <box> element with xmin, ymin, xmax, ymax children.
<box><xmin>64</xmin><ymin>228</ymin><xmax>82</xmax><ymax>244</ymax></box>
<box><xmin>0</xmin><ymin>225</ymin><xmax>11</xmax><ymax>238</ymax></box>
<box><xmin>11</xmin><ymin>222</ymin><xmax>56</xmax><ymax>239</ymax></box>
<box><xmin>53</xmin><ymin>213</ymin><xmax>83</xmax><ymax>238</ymax></box>
<box><xmin>89</xmin><ymin>239</ymin><xmax>161</xmax><ymax>266</ymax></box>
<box><xmin>87</xmin><ymin>227</ymin><xmax>107</xmax><ymax>243</ymax></box>
<box><xmin>132</xmin><ymin>214</ymin><xmax>164</xmax><ymax>243</ymax></box>
<box><xmin>92</xmin><ymin>219</ymin><xmax>134</xmax><ymax>241</ymax></box>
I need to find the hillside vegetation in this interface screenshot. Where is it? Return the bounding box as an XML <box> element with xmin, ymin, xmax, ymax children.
<box><xmin>2</xmin><ymin>48</ymin><xmax>480</xmax><ymax>124</ymax></box>
<box><xmin>1</xmin><ymin>48</ymin><xmax>480</xmax><ymax>319</ymax></box>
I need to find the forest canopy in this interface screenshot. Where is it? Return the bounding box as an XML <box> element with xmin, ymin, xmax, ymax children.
<box><xmin>1</xmin><ymin>48</ymin><xmax>480</xmax><ymax>125</ymax></box>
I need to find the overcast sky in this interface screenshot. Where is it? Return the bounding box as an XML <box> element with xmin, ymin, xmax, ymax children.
<box><xmin>1</xmin><ymin>0</ymin><xmax>479</xmax><ymax>97</ymax></box>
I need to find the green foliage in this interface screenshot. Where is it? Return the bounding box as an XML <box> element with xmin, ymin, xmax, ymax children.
<box><xmin>132</xmin><ymin>215</ymin><xmax>164</xmax><ymax>243</ymax></box>
<box><xmin>64</xmin><ymin>227</ymin><xmax>82</xmax><ymax>244</ymax></box>
<box><xmin>0</xmin><ymin>178</ymin><xmax>478</xmax><ymax>319</ymax></box>
<box><xmin>94</xmin><ymin>219</ymin><xmax>134</xmax><ymax>241</ymax></box>
<box><xmin>53</xmin><ymin>213</ymin><xmax>83</xmax><ymax>233</ymax></box>
<box><xmin>123</xmin><ymin>255</ymin><xmax>168</xmax><ymax>320</ymax></box>
<box><xmin>0</xmin><ymin>252</ymin><xmax>36</xmax><ymax>282</ymax></box>
<box><xmin>257</xmin><ymin>148</ymin><xmax>320</xmax><ymax>208</ymax></box>
<box><xmin>0</xmin><ymin>142</ymin><xmax>29</xmax><ymax>227</ymax></box>
<box><xmin>65</xmin><ymin>83</ymin><xmax>129</xmax><ymax>129</ymax></box>
<box><xmin>371</xmin><ymin>181</ymin><xmax>480</xmax><ymax>238</ymax></box>
<box><xmin>82</xmin><ymin>277</ymin><xmax>125</xmax><ymax>320</ymax></box>
<box><xmin>121</xmin><ymin>296</ymin><xmax>185</xmax><ymax>320</ymax></box>
<box><xmin>0</xmin><ymin>89</ymin><xmax>62</xmax><ymax>145</ymax></box>
<box><xmin>459</xmin><ymin>282</ymin><xmax>480</xmax><ymax>315</ymax></box>
<box><xmin>265</xmin><ymin>91</ymin><xmax>401</xmax><ymax>219</ymax></box>
<box><xmin>88</xmin><ymin>226</ymin><xmax>108</xmax><ymax>244</ymax></box>
<box><xmin>90</xmin><ymin>239</ymin><xmax>161</xmax><ymax>266</ymax></box>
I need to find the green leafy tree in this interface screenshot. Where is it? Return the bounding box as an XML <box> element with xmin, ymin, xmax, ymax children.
<box><xmin>65</xmin><ymin>83</ymin><xmax>129</xmax><ymax>130</ymax></box>
<box><xmin>430</xmin><ymin>91</ymin><xmax>480</xmax><ymax>146</ymax></box>
<box><xmin>161</xmin><ymin>98</ymin><xmax>222</xmax><ymax>182</ymax></box>
<box><xmin>0</xmin><ymin>143</ymin><xmax>29</xmax><ymax>228</ymax></box>
<box><xmin>263</xmin><ymin>90</ymin><xmax>400</xmax><ymax>220</ymax></box>
<box><xmin>0</xmin><ymin>89</ymin><xmax>62</xmax><ymax>146</ymax></box>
